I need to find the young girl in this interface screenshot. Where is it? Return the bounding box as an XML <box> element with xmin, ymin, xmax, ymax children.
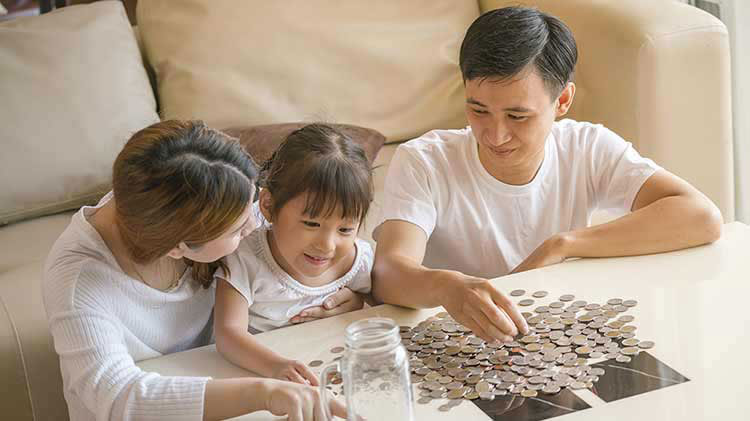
<box><xmin>214</xmin><ymin>123</ymin><xmax>374</xmax><ymax>385</ymax></box>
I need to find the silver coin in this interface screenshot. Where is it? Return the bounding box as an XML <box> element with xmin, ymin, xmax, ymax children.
<box><xmin>615</xmin><ymin>355</ymin><xmax>632</xmax><ymax>363</ymax></box>
<box><xmin>330</xmin><ymin>346</ymin><xmax>345</xmax><ymax>354</ymax></box>
<box><xmin>532</xmin><ymin>290</ymin><xmax>549</xmax><ymax>298</ymax></box>
<box><xmin>429</xmin><ymin>389</ymin><xmax>445</xmax><ymax>398</ymax></box>
<box><xmin>479</xmin><ymin>392</ymin><xmax>495</xmax><ymax>401</ymax></box>
<box><xmin>309</xmin><ymin>360</ymin><xmax>324</xmax><ymax>367</ymax></box>
<box><xmin>542</xmin><ymin>384</ymin><xmax>561</xmax><ymax>394</ymax></box>
<box><xmin>510</xmin><ymin>289</ymin><xmax>526</xmax><ymax>297</ymax></box>
<box><xmin>519</xmin><ymin>299</ymin><xmax>535</xmax><ymax>306</ymax></box>
<box><xmin>559</xmin><ymin>294</ymin><xmax>575</xmax><ymax>302</ymax></box>
<box><xmin>638</xmin><ymin>340</ymin><xmax>655</xmax><ymax>349</ymax></box>
<box><xmin>438</xmin><ymin>404</ymin><xmax>452</xmax><ymax>412</ymax></box>
<box><xmin>607</xmin><ymin>298</ymin><xmax>623</xmax><ymax>306</ymax></box>
<box><xmin>623</xmin><ymin>299</ymin><xmax>638</xmax><ymax>307</ymax></box>
<box><xmin>417</xmin><ymin>396</ymin><xmax>432</xmax><ymax>404</ymax></box>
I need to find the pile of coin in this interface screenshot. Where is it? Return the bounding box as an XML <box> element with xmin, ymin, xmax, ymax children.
<box><xmin>403</xmin><ymin>291</ymin><xmax>655</xmax><ymax>405</ymax></box>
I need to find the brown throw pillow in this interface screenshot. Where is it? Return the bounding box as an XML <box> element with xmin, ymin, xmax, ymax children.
<box><xmin>223</xmin><ymin>123</ymin><xmax>385</xmax><ymax>165</ymax></box>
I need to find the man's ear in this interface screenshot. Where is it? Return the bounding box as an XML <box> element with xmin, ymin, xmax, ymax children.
<box><xmin>259</xmin><ymin>189</ymin><xmax>274</xmax><ymax>222</ymax></box>
<box><xmin>166</xmin><ymin>243</ymin><xmax>187</xmax><ymax>259</ymax></box>
<box><xmin>555</xmin><ymin>82</ymin><xmax>576</xmax><ymax>117</ymax></box>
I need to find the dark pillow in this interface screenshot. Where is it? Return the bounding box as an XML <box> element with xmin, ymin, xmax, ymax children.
<box><xmin>222</xmin><ymin>123</ymin><xmax>386</xmax><ymax>165</ymax></box>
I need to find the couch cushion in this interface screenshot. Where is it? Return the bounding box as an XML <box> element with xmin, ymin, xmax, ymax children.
<box><xmin>0</xmin><ymin>264</ymin><xmax>67</xmax><ymax>421</ymax></box>
<box><xmin>0</xmin><ymin>1</ymin><xmax>159</xmax><ymax>226</ymax></box>
<box><xmin>0</xmin><ymin>212</ymin><xmax>75</xmax><ymax>274</ymax></box>
<box><xmin>223</xmin><ymin>123</ymin><xmax>386</xmax><ymax>166</ymax></box>
<box><xmin>136</xmin><ymin>0</ymin><xmax>478</xmax><ymax>143</ymax></box>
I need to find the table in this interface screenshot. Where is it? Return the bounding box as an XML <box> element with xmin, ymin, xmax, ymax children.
<box><xmin>138</xmin><ymin>222</ymin><xmax>750</xmax><ymax>420</ymax></box>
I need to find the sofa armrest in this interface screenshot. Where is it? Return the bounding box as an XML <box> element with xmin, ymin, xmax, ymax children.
<box><xmin>0</xmin><ymin>295</ymin><xmax>34</xmax><ymax>421</ymax></box>
<box><xmin>480</xmin><ymin>0</ymin><xmax>735</xmax><ymax>220</ymax></box>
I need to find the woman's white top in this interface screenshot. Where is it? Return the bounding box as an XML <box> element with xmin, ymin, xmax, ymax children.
<box><xmin>43</xmin><ymin>192</ymin><xmax>214</xmax><ymax>421</ymax></box>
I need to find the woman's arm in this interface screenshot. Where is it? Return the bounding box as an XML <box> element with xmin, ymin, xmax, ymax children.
<box><xmin>214</xmin><ymin>279</ymin><xmax>318</xmax><ymax>385</ymax></box>
<box><xmin>204</xmin><ymin>377</ymin><xmax>345</xmax><ymax>421</ymax></box>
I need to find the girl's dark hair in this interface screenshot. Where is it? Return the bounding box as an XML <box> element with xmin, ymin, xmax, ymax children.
<box><xmin>459</xmin><ymin>6</ymin><xmax>578</xmax><ymax>97</ymax></box>
<box><xmin>260</xmin><ymin>123</ymin><xmax>372</xmax><ymax>223</ymax></box>
<box><xmin>112</xmin><ymin>120</ymin><xmax>258</xmax><ymax>288</ymax></box>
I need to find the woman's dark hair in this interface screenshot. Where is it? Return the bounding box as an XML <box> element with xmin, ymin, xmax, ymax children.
<box><xmin>459</xmin><ymin>6</ymin><xmax>578</xmax><ymax>97</ymax></box>
<box><xmin>112</xmin><ymin>120</ymin><xmax>258</xmax><ymax>288</ymax></box>
<box><xmin>260</xmin><ymin>123</ymin><xmax>372</xmax><ymax>223</ymax></box>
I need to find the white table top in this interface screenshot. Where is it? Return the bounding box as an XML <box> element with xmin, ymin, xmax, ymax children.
<box><xmin>138</xmin><ymin>222</ymin><xmax>750</xmax><ymax>420</ymax></box>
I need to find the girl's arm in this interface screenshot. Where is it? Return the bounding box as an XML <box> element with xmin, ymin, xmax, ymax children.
<box><xmin>214</xmin><ymin>278</ymin><xmax>319</xmax><ymax>385</ymax></box>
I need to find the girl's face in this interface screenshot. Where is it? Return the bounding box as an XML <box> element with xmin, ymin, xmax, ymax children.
<box><xmin>178</xmin><ymin>199</ymin><xmax>256</xmax><ymax>263</ymax></box>
<box><xmin>261</xmin><ymin>191</ymin><xmax>359</xmax><ymax>282</ymax></box>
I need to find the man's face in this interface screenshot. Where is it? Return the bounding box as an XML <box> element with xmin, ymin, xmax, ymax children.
<box><xmin>464</xmin><ymin>69</ymin><xmax>573</xmax><ymax>181</ymax></box>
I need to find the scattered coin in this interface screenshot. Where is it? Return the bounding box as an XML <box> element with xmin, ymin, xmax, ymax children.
<box><xmin>309</xmin><ymin>360</ymin><xmax>323</xmax><ymax>367</ymax></box>
<box><xmin>510</xmin><ymin>289</ymin><xmax>526</xmax><ymax>297</ymax></box>
<box><xmin>398</xmin><ymin>294</ymin><xmax>654</xmax><ymax>411</ymax></box>
<box><xmin>638</xmin><ymin>340</ymin><xmax>655</xmax><ymax>349</ymax></box>
<box><xmin>330</xmin><ymin>346</ymin><xmax>345</xmax><ymax>354</ymax></box>
<box><xmin>521</xmin><ymin>389</ymin><xmax>538</xmax><ymax>398</ymax></box>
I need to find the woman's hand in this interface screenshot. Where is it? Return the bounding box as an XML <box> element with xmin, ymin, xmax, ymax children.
<box><xmin>290</xmin><ymin>287</ymin><xmax>365</xmax><ymax>324</ymax></box>
<box><xmin>271</xmin><ymin>359</ymin><xmax>319</xmax><ymax>386</ymax></box>
<box><xmin>263</xmin><ymin>379</ymin><xmax>347</xmax><ymax>421</ymax></box>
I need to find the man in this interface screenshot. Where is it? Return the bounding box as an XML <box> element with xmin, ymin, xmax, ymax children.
<box><xmin>372</xmin><ymin>6</ymin><xmax>722</xmax><ymax>343</ymax></box>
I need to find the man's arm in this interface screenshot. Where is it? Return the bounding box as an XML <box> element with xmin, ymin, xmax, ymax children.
<box><xmin>512</xmin><ymin>169</ymin><xmax>722</xmax><ymax>272</ymax></box>
<box><xmin>373</xmin><ymin>220</ymin><xmax>529</xmax><ymax>342</ymax></box>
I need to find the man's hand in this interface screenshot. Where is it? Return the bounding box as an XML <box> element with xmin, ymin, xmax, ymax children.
<box><xmin>440</xmin><ymin>272</ymin><xmax>530</xmax><ymax>343</ymax></box>
<box><xmin>270</xmin><ymin>359</ymin><xmax>320</xmax><ymax>386</ymax></box>
<box><xmin>511</xmin><ymin>233</ymin><xmax>570</xmax><ymax>274</ymax></box>
<box><xmin>290</xmin><ymin>287</ymin><xmax>365</xmax><ymax>324</ymax></box>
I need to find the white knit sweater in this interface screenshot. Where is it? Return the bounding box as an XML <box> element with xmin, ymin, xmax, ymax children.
<box><xmin>43</xmin><ymin>193</ymin><xmax>214</xmax><ymax>421</ymax></box>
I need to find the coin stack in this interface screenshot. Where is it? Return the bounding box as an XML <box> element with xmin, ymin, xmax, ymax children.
<box><xmin>404</xmin><ymin>291</ymin><xmax>655</xmax><ymax>407</ymax></box>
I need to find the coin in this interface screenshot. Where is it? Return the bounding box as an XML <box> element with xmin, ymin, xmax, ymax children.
<box><xmin>532</xmin><ymin>291</ymin><xmax>549</xmax><ymax>298</ymax></box>
<box><xmin>510</xmin><ymin>289</ymin><xmax>526</xmax><ymax>297</ymax></box>
<box><xmin>417</xmin><ymin>397</ymin><xmax>432</xmax><ymax>404</ymax></box>
<box><xmin>521</xmin><ymin>389</ymin><xmax>538</xmax><ymax>398</ymax></box>
<box><xmin>447</xmin><ymin>388</ymin><xmax>467</xmax><ymax>399</ymax></box>
<box><xmin>638</xmin><ymin>340</ymin><xmax>655</xmax><ymax>349</ymax></box>
<box><xmin>330</xmin><ymin>346</ymin><xmax>345</xmax><ymax>354</ymax></box>
<box><xmin>519</xmin><ymin>299</ymin><xmax>535</xmax><ymax>306</ymax></box>
<box><xmin>309</xmin><ymin>360</ymin><xmax>323</xmax><ymax>367</ymax></box>
<box><xmin>623</xmin><ymin>299</ymin><xmax>638</xmax><ymax>307</ymax></box>
<box><xmin>479</xmin><ymin>392</ymin><xmax>495</xmax><ymax>401</ymax></box>
<box><xmin>559</xmin><ymin>294</ymin><xmax>575</xmax><ymax>302</ymax></box>
<box><xmin>616</xmin><ymin>355</ymin><xmax>632</xmax><ymax>363</ymax></box>
<box><xmin>400</xmin><ymin>295</ymin><xmax>653</xmax><ymax>405</ymax></box>
<box><xmin>607</xmin><ymin>298</ymin><xmax>623</xmax><ymax>305</ymax></box>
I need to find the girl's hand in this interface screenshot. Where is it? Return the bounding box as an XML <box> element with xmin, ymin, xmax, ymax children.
<box><xmin>271</xmin><ymin>359</ymin><xmax>320</xmax><ymax>386</ymax></box>
<box><xmin>262</xmin><ymin>378</ymin><xmax>347</xmax><ymax>421</ymax></box>
<box><xmin>290</xmin><ymin>287</ymin><xmax>365</xmax><ymax>324</ymax></box>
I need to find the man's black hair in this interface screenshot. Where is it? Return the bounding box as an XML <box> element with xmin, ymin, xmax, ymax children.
<box><xmin>459</xmin><ymin>6</ymin><xmax>578</xmax><ymax>98</ymax></box>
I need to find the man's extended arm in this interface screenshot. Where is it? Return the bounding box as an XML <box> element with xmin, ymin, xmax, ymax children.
<box><xmin>512</xmin><ymin>169</ymin><xmax>722</xmax><ymax>273</ymax></box>
<box><xmin>373</xmin><ymin>220</ymin><xmax>529</xmax><ymax>342</ymax></box>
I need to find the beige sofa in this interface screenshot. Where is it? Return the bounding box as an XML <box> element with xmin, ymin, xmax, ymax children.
<box><xmin>0</xmin><ymin>0</ymin><xmax>733</xmax><ymax>419</ymax></box>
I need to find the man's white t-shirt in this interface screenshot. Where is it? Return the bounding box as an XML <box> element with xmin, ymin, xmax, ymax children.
<box><xmin>375</xmin><ymin>119</ymin><xmax>660</xmax><ymax>279</ymax></box>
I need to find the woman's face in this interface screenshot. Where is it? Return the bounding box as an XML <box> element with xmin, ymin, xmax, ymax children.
<box><xmin>178</xmin><ymin>199</ymin><xmax>256</xmax><ymax>263</ymax></box>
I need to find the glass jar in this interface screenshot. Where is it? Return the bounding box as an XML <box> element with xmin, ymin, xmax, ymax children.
<box><xmin>320</xmin><ymin>317</ymin><xmax>415</xmax><ymax>420</ymax></box>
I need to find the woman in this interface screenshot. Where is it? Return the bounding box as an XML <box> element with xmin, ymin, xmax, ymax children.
<box><xmin>43</xmin><ymin>120</ymin><xmax>350</xmax><ymax>421</ymax></box>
